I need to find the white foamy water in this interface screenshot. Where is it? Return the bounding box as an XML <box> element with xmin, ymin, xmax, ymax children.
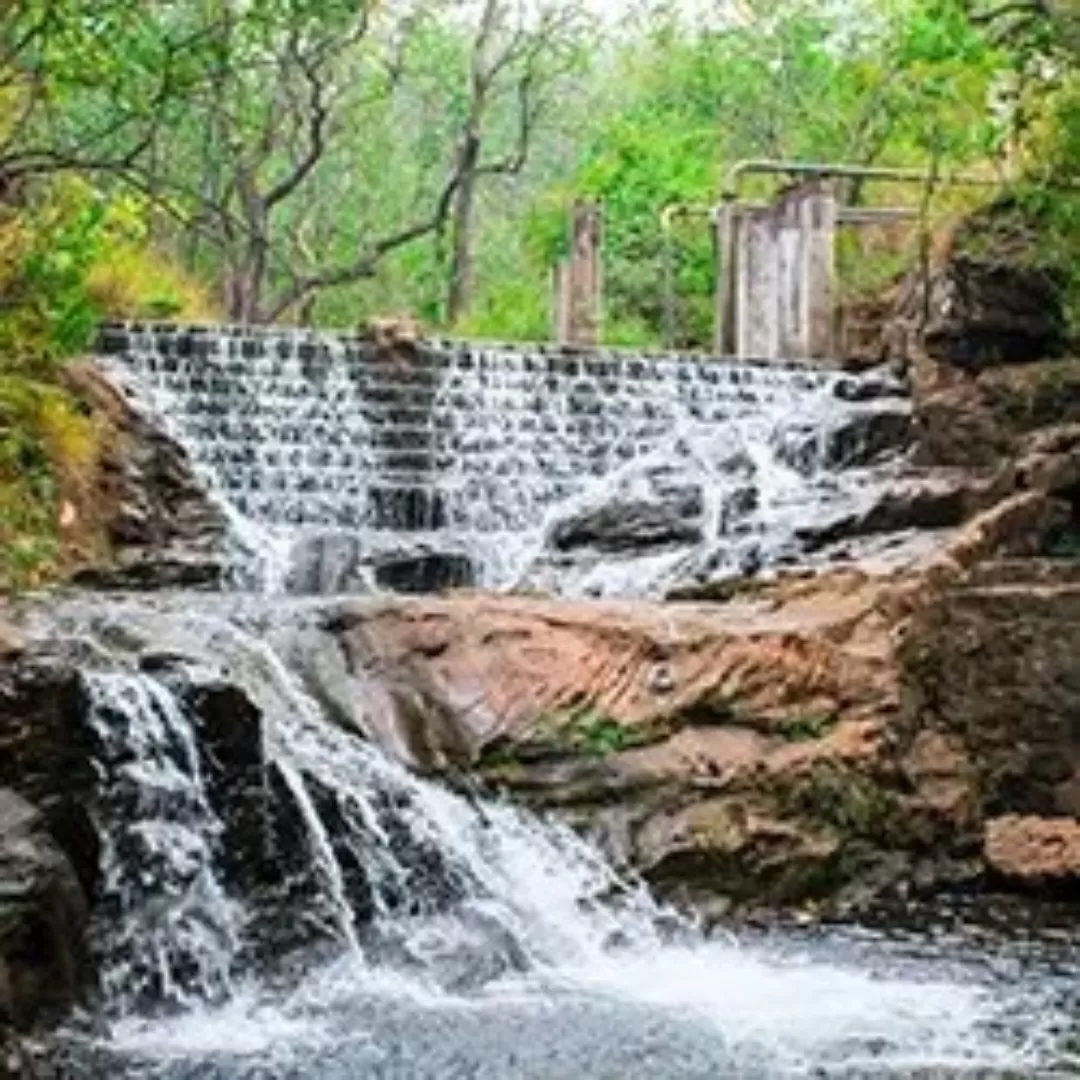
<box><xmin>58</xmin><ymin>601</ymin><xmax>1072</xmax><ymax>1077</ymax></box>
<box><xmin>84</xmin><ymin>672</ymin><xmax>243</xmax><ymax>1014</ymax></box>
<box><xmin>96</xmin><ymin>324</ymin><xmax>910</xmax><ymax>595</ymax></box>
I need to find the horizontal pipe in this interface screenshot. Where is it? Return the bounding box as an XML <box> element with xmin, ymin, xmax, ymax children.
<box><xmin>719</xmin><ymin>158</ymin><xmax>1002</xmax><ymax>201</ymax></box>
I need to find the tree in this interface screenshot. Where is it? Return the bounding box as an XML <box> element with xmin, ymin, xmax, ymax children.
<box><xmin>0</xmin><ymin>1</ymin><xmax>219</xmax><ymax>188</ymax></box>
<box><xmin>440</xmin><ymin>0</ymin><xmax>589</xmax><ymax>323</ymax></box>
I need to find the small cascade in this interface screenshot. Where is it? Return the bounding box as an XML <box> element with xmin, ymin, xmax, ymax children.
<box><xmin>50</xmin><ymin>598</ymin><xmax>1069</xmax><ymax>1075</ymax></box>
<box><xmin>204</xmin><ymin>617</ymin><xmax>674</xmax><ymax>983</ymax></box>
<box><xmin>77</xmin><ymin>608</ymin><xmax>675</xmax><ymax>1015</ymax></box>
<box><xmin>83</xmin><ymin>672</ymin><xmax>242</xmax><ymax>1015</ymax></box>
<box><xmin>97</xmin><ymin>324</ymin><xmax>910</xmax><ymax>593</ymax></box>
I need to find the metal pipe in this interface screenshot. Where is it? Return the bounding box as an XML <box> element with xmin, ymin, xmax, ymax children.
<box><xmin>719</xmin><ymin>158</ymin><xmax>1002</xmax><ymax>201</ymax></box>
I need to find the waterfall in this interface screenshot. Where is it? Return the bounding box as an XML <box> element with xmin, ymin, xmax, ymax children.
<box><xmin>54</xmin><ymin>326</ymin><xmax>1069</xmax><ymax>1074</ymax></box>
<box><xmin>78</xmin><ymin>607</ymin><xmax>677</xmax><ymax>1014</ymax></box>
<box><xmin>61</xmin><ymin>599</ymin><xmax>1061</xmax><ymax>1076</ymax></box>
<box><xmin>97</xmin><ymin>324</ymin><xmax>910</xmax><ymax>594</ymax></box>
<box><xmin>83</xmin><ymin>672</ymin><xmax>242</xmax><ymax>1015</ymax></box>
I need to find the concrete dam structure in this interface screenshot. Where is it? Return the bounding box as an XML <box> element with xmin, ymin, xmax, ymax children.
<box><xmin>96</xmin><ymin>321</ymin><xmax>911</xmax><ymax>597</ymax></box>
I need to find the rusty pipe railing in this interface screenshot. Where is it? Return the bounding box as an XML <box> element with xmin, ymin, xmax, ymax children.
<box><xmin>711</xmin><ymin>159</ymin><xmax>1004</xmax><ymax>354</ymax></box>
<box><xmin>719</xmin><ymin>158</ymin><xmax>1002</xmax><ymax>201</ymax></box>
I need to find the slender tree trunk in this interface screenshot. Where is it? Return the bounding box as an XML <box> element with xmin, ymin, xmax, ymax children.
<box><xmin>446</xmin><ymin>131</ymin><xmax>481</xmax><ymax>324</ymax></box>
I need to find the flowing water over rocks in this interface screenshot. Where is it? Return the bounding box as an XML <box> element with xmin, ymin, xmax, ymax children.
<box><xmin>3</xmin><ymin>326</ymin><xmax>1078</xmax><ymax>1076</ymax></box>
<box><xmin>95</xmin><ymin>324</ymin><xmax>916</xmax><ymax>596</ymax></box>
<box><xmin>14</xmin><ymin>588</ymin><xmax>1077</xmax><ymax>1079</ymax></box>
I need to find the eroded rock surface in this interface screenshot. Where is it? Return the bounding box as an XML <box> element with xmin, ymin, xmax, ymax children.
<box><xmin>0</xmin><ymin>790</ymin><xmax>87</xmax><ymax>1034</ymax></box>
<box><xmin>61</xmin><ymin>362</ymin><xmax>227</xmax><ymax>589</ymax></box>
<box><xmin>985</xmin><ymin>815</ymin><xmax>1080</xmax><ymax>891</ymax></box>
<box><xmin>260</xmin><ymin>534</ymin><xmax>1080</xmax><ymax>914</ymax></box>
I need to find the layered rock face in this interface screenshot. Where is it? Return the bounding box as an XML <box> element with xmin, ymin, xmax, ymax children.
<box><xmin>60</xmin><ymin>362</ymin><xmax>228</xmax><ymax>588</ymax></box>
<box><xmin>285</xmin><ymin>546</ymin><xmax>1080</xmax><ymax>914</ymax></box>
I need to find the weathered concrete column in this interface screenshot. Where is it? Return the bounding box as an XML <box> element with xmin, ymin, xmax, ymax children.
<box><xmin>554</xmin><ymin>200</ymin><xmax>603</xmax><ymax>346</ymax></box>
<box><xmin>714</xmin><ymin>200</ymin><xmax>738</xmax><ymax>356</ymax></box>
<box><xmin>726</xmin><ymin>180</ymin><xmax>837</xmax><ymax>362</ymax></box>
<box><xmin>736</xmin><ymin>204</ymin><xmax>780</xmax><ymax>360</ymax></box>
<box><xmin>802</xmin><ymin>182</ymin><xmax>837</xmax><ymax>360</ymax></box>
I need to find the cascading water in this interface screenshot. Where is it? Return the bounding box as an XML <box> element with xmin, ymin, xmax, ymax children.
<box><xmin>39</xmin><ymin>326</ymin><xmax>1076</xmax><ymax>1075</ymax></box>
<box><xmin>42</xmin><ymin>590</ymin><xmax>1072</xmax><ymax>1078</ymax></box>
<box><xmin>96</xmin><ymin>323</ymin><xmax>913</xmax><ymax>595</ymax></box>
<box><xmin>84</xmin><ymin>672</ymin><xmax>241</xmax><ymax>1015</ymax></box>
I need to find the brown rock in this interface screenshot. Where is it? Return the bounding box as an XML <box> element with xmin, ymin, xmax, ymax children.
<box><xmin>984</xmin><ymin>815</ymin><xmax>1080</xmax><ymax>886</ymax></box>
<box><xmin>283</xmin><ymin>575</ymin><xmax>929</xmax><ymax>909</ymax></box>
<box><xmin>928</xmin><ymin>490</ymin><xmax>1070</xmax><ymax>575</ymax></box>
<box><xmin>914</xmin><ymin>357</ymin><xmax>1080</xmax><ymax>468</ymax></box>
<box><xmin>60</xmin><ymin>361</ymin><xmax>227</xmax><ymax>589</ymax></box>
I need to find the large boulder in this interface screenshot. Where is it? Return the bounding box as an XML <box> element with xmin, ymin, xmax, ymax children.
<box><xmin>547</xmin><ymin>490</ymin><xmax>704</xmax><ymax>554</ymax></box>
<box><xmin>880</xmin><ymin>196</ymin><xmax>1070</xmax><ymax>380</ymax></box>
<box><xmin>918</xmin><ymin>255</ymin><xmax>1065</xmax><ymax>372</ymax></box>
<box><xmin>0</xmin><ymin>790</ymin><xmax>88</xmax><ymax>1033</ymax></box>
<box><xmin>285</xmin><ymin>549</ymin><xmax>1080</xmax><ymax>913</ymax></box>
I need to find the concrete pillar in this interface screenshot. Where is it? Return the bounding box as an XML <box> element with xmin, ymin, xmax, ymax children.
<box><xmin>736</xmin><ymin>205</ymin><xmax>780</xmax><ymax>360</ymax></box>
<box><xmin>714</xmin><ymin>201</ymin><xmax>738</xmax><ymax>356</ymax></box>
<box><xmin>803</xmin><ymin>182</ymin><xmax>837</xmax><ymax>359</ymax></box>
<box><xmin>555</xmin><ymin>200</ymin><xmax>603</xmax><ymax>346</ymax></box>
<box><xmin>727</xmin><ymin>180</ymin><xmax>837</xmax><ymax>362</ymax></box>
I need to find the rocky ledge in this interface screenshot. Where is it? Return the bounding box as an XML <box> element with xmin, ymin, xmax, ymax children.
<box><xmin>295</xmin><ymin>531</ymin><xmax>1080</xmax><ymax>919</ymax></box>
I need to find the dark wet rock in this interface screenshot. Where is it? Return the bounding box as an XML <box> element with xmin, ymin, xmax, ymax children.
<box><xmin>373</xmin><ymin>551</ymin><xmax>474</xmax><ymax>594</ymax></box>
<box><xmin>283</xmin><ymin>534</ymin><xmax>473</xmax><ymax>595</ymax></box>
<box><xmin>0</xmin><ymin>790</ymin><xmax>88</xmax><ymax>1033</ymax></box>
<box><xmin>775</xmin><ymin>406</ymin><xmax>912</xmax><ymax>475</ymax></box>
<box><xmin>918</xmin><ymin>255</ymin><xmax>1066</xmax><ymax>372</ymax></box>
<box><xmin>794</xmin><ymin>476</ymin><xmax>983</xmax><ymax>552</ymax></box>
<box><xmin>283</xmin><ymin>533</ymin><xmax>371</xmax><ymax>594</ymax></box>
<box><xmin>548</xmin><ymin>489</ymin><xmax>704</xmax><ymax>553</ymax></box>
<box><xmin>0</xmin><ymin>660</ymin><xmax>99</xmax><ymax>901</ymax></box>
<box><xmin>831</xmin><ymin>370</ymin><xmax>908</xmax><ymax>403</ymax></box>
<box><xmin>69</xmin><ymin>552</ymin><xmax>221</xmax><ymax>591</ymax></box>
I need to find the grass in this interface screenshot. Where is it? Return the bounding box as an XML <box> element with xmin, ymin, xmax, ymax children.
<box><xmin>482</xmin><ymin>705</ymin><xmax>656</xmax><ymax>767</ymax></box>
<box><xmin>0</xmin><ymin>179</ymin><xmax>219</xmax><ymax>591</ymax></box>
<box><xmin>775</xmin><ymin>712</ymin><xmax>838</xmax><ymax>742</ymax></box>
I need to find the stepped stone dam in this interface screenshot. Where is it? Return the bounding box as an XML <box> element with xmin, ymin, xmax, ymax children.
<box><xmin>95</xmin><ymin>321</ymin><xmax>913</xmax><ymax>596</ymax></box>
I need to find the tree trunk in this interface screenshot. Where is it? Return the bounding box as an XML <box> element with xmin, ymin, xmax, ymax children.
<box><xmin>446</xmin><ymin>131</ymin><xmax>481</xmax><ymax>324</ymax></box>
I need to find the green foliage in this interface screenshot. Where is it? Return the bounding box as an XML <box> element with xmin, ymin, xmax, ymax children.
<box><xmin>780</xmin><ymin>762</ymin><xmax>898</xmax><ymax>838</ymax></box>
<box><xmin>0</xmin><ymin>186</ymin><xmax>106</xmax><ymax>375</ymax></box>
<box><xmin>523</xmin><ymin>705</ymin><xmax>655</xmax><ymax>758</ymax></box>
<box><xmin>0</xmin><ymin>377</ymin><xmax>82</xmax><ymax>590</ymax></box>
<box><xmin>561</xmin><ymin>709</ymin><xmax>651</xmax><ymax>756</ymax></box>
<box><xmin>776</xmin><ymin>712</ymin><xmax>838</xmax><ymax>742</ymax></box>
<box><xmin>0</xmin><ymin>174</ymin><xmax>213</xmax><ymax>590</ymax></box>
<box><xmin>1</xmin><ymin>0</ymin><xmax>1077</xmax><ymax>348</ymax></box>
<box><xmin>454</xmin><ymin>272</ymin><xmax>553</xmax><ymax>342</ymax></box>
